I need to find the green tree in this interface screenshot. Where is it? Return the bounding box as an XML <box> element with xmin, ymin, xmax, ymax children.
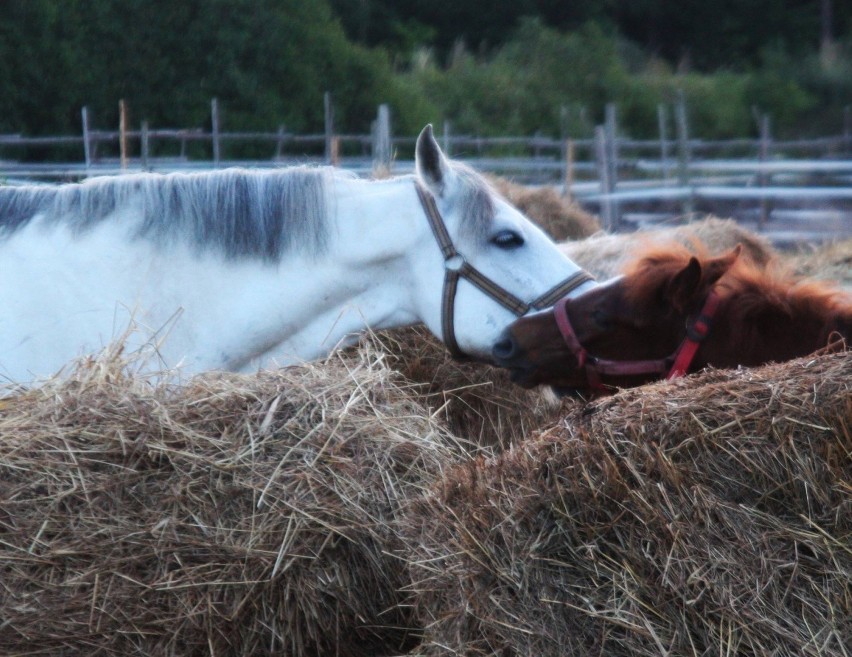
<box><xmin>0</xmin><ymin>0</ymin><xmax>430</xmax><ymax>139</ymax></box>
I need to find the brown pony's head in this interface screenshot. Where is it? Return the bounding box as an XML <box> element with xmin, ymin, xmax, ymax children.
<box><xmin>493</xmin><ymin>242</ymin><xmax>851</xmax><ymax>394</ymax></box>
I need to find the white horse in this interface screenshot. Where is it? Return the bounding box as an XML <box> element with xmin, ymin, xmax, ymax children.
<box><xmin>0</xmin><ymin>126</ymin><xmax>593</xmax><ymax>383</ymax></box>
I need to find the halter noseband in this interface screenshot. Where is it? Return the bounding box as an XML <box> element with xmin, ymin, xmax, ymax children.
<box><xmin>415</xmin><ymin>182</ymin><xmax>594</xmax><ymax>360</ymax></box>
<box><xmin>553</xmin><ymin>291</ymin><xmax>722</xmax><ymax>392</ymax></box>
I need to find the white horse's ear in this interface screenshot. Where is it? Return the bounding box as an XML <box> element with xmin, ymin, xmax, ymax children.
<box><xmin>415</xmin><ymin>124</ymin><xmax>450</xmax><ymax>196</ymax></box>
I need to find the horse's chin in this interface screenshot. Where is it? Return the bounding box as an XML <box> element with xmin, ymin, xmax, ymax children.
<box><xmin>500</xmin><ymin>366</ymin><xmax>538</xmax><ymax>389</ymax></box>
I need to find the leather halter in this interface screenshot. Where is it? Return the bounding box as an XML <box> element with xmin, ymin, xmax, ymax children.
<box><xmin>415</xmin><ymin>182</ymin><xmax>594</xmax><ymax>359</ymax></box>
<box><xmin>553</xmin><ymin>291</ymin><xmax>722</xmax><ymax>392</ymax></box>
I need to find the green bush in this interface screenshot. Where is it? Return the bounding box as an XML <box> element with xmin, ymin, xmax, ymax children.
<box><xmin>396</xmin><ymin>18</ymin><xmax>829</xmax><ymax>141</ymax></box>
<box><xmin>0</xmin><ymin>2</ymin><xmax>847</xmax><ymax>148</ymax></box>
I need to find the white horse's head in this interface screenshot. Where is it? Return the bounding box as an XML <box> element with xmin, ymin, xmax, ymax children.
<box><xmin>410</xmin><ymin>125</ymin><xmax>593</xmax><ymax>362</ymax></box>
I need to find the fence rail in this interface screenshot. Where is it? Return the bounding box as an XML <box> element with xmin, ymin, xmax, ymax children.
<box><xmin>2</xmin><ymin>98</ymin><xmax>852</xmax><ymax>245</ymax></box>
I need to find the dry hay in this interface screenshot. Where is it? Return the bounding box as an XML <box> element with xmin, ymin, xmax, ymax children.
<box><xmin>0</xmin><ymin>345</ymin><xmax>470</xmax><ymax>656</ymax></box>
<box><xmin>404</xmin><ymin>351</ymin><xmax>851</xmax><ymax>657</ymax></box>
<box><xmin>490</xmin><ymin>176</ymin><xmax>601</xmax><ymax>240</ymax></box>
<box><xmin>357</xmin><ymin>326</ymin><xmax>577</xmax><ymax>449</ymax></box>
<box><xmin>784</xmin><ymin>238</ymin><xmax>852</xmax><ymax>290</ymax></box>
<box><xmin>561</xmin><ymin>217</ymin><xmax>775</xmax><ymax>279</ymax></box>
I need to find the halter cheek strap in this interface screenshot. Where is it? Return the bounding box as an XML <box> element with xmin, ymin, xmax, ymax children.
<box><xmin>666</xmin><ymin>292</ymin><xmax>721</xmax><ymax>379</ymax></box>
<box><xmin>553</xmin><ymin>291</ymin><xmax>722</xmax><ymax>393</ymax></box>
<box><xmin>415</xmin><ymin>182</ymin><xmax>594</xmax><ymax>359</ymax></box>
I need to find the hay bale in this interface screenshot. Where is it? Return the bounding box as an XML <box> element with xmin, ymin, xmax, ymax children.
<box><xmin>785</xmin><ymin>238</ymin><xmax>852</xmax><ymax>290</ymax></box>
<box><xmin>0</xmin><ymin>346</ymin><xmax>467</xmax><ymax>656</ymax></box>
<box><xmin>362</xmin><ymin>326</ymin><xmax>577</xmax><ymax>449</ymax></box>
<box><xmin>490</xmin><ymin>176</ymin><xmax>601</xmax><ymax>240</ymax></box>
<box><xmin>561</xmin><ymin>217</ymin><xmax>775</xmax><ymax>279</ymax></box>
<box><xmin>405</xmin><ymin>352</ymin><xmax>851</xmax><ymax>656</ymax></box>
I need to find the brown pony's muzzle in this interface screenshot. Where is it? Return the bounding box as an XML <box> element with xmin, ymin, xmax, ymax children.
<box><xmin>492</xmin><ymin>313</ymin><xmax>586</xmax><ymax>389</ymax></box>
<box><xmin>492</xmin><ymin>328</ymin><xmax>537</xmax><ymax>386</ymax></box>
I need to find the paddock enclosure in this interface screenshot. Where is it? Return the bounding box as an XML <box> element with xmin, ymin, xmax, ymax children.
<box><xmin>0</xmin><ymin>188</ymin><xmax>850</xmax><ymax>656</ymax></box>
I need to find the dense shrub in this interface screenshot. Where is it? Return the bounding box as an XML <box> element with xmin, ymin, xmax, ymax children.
<box><xmin>0</xmin><ymin>2</ymin><xmax>848</xmax><ymax>146</ymax></box>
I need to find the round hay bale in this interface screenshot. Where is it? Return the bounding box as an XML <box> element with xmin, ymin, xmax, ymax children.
<box><xmin>361</xmin><ymin>326</ymin><xmax>578</xmax><ymax>449</ymax></box>
<box><xmin>0</xmin><ymin>346</ymin><xmax>467</xmax><ymax>656</ymax></box>
<box><xmin>561</xmin><ymin>217</ymin><xmax>775</xmax><ymax>279</ymax></box>
<box><xmin>404</xmin><ymin>351</ymin><xmax>851</xmax><ymax>656</ymax></box>
<box><xmin>490</xmin><ymin>176</ymin><xmax>601</xmax><ymax>240</ymax></box>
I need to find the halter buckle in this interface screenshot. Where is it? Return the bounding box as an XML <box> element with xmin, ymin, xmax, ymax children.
<box><xmin>686</xmin><ymin>315</ymin><xmax>712</xmax><ymax>342</ymax></box>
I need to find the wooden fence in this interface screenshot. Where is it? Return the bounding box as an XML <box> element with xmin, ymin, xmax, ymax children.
<box><xmin>2</xmin><ymin>97</ymin><xmax>852</xmax><ymax>243</ymax></box>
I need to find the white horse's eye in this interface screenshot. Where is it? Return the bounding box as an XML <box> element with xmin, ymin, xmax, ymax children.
<box><xmin>491</xmin><ymin>230</ymin><xmax>525</xmax><ymax>249</ymax></box>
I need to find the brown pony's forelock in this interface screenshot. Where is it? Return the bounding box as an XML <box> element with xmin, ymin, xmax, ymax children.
<box><xmin>619</xmin><ymin>241</ymin><xmax>702</xmax><ymax>305</ymax></box>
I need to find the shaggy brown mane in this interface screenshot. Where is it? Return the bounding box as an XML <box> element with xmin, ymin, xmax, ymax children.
<box><xmin>622</xmin><ymin>240</ymin><xmax>852</xmax><ymax>350</ymax></box>
<box><xmin>718</xmin><ymin>260</ymin><xmax>852</xmax><ymax>324</ymax></box>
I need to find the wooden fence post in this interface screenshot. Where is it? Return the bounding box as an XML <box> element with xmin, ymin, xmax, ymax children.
<box><xmin>758</xmin><ymin>113</ymin><xmax>772</xmax><ymax>229</ymax></box>
<box><xmin>141</xmin><ymin>121</ymin><xmax>150</xmax><ymax>171</ymax></box>
<box><xmin>329</xmin><ymin>136</ymin><xmax>340</xmax><ymax>166</ymax></box>
<box><xmin>595</xmin><ymin>126</ymin><xmax>615</xmax><ymax>231</ymax></box>
<box><xmin>81</xmin><ymin>106</ymin><xmax>92</xmax><ymax>170</ymax></box>
<box><xmin>562</xmin><ymin>138</ymin><xmax>575</xmax><ymax>200</ymax></box>
<box><xmin>119</xmin><ymin>99</ymin><xmax>129</xmax><ymax>170</ymax></box>
<box><xmin>211</xmin><ymin>98</ymin><xmax>221</xmax><ymax>167</ymax></box>
<box><xmin>658</xmin><ymin>103</ymin><xmax>671</xmax><ymax>181</ymax></box>
<box><xmin>372</xmin><ymin>104</ymin><xmax>392</xmax><ymax>173</ymax></box>
<box><xmin>442</xmin><ymin>120</ymin><xmax>452</xmax><ymax>157</ymax></box>
<box><xmin>604</xmin><ymin>103</ymin><xmax>620</xmax><ymax>228</ymax></box>
<box><xmin>324</xmin><ymin>91</ymin><xmax>334</xmax><ymax>164</ymax></box>
<box><xmin>675</xmin><ymin>93</ymin><xmax>693</xmax><ymax>217</ymax></box>
<box><xmin>604</xmin><ymin>103</ymin><xmax>619</xmax><ymax>191</ymax></box>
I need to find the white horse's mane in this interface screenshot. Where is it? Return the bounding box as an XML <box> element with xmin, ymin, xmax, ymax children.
<box><xmin>451</xmin><ymin>162</ymin><xmax>496</xmax><ymax>240</ymax></box>
<box><xmin>0</xmin><ymin>168</ymin><xmax>341</xmax><ymax>261</ymax></box>
<box><xmin>0</xmin><ymin>163</ymin><xmax>496</xmax><ymax>261</ymax></box>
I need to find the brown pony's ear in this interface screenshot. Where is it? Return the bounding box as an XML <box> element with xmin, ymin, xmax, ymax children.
<box><xmin>666</xmin><ymin>245</ymin><xmax>741</xmax><ymax>313</ymax></box>
<box><xmin>666</xmin><ymin>257</ymin><xmax>703</xmax><ymax>313</ymax></box>
<box><xmin>701</xmin><ymin>244</ymin><xmax>742</xmax><ymax>287</ymax></box>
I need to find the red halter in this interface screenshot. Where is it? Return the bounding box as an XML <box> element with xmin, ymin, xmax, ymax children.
<box><xmin>553</xmin><ymin>291</ymin><xmax>722</xmax><ymax>393</ymax></box>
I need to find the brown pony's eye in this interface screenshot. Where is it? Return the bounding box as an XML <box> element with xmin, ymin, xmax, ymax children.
<box><xmin>592</xmin><ymin>309</ymin><xmax>612</xmax><ymax>329</ymax></box>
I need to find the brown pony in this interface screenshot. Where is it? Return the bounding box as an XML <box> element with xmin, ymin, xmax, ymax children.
<box><xmin>493</xmin><ymin>242</ymin><xmax>851</xmax><ymax>393</ymax></box>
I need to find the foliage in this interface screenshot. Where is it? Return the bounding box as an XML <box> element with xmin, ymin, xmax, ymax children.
<box><xmin>333</xmin><ymin>0</ymin><xmax>852</xmax><ymax>72</ymax></box>
<box><xmin>0</xmin><ymin>0</ymin><xmax>849</xmax><ymax>146</ymax></box>
<box><xmin>399</xmin><ymin>19</ymin><xmax>821</xmax><ymax>140</ymax></box>
<box><xmin>0</xmin><ymin>0</ymin><xmax>413</xmax><ymax>136</ymax></box>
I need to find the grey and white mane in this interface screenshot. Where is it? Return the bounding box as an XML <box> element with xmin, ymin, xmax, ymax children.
<box><xmin>0</xmin><ymin>168</ymin><xmax>343</xmax><ymax>261</ymax></box>
<box><xmin>0</xmin><ymin>163</ymin><xmax>498</xmax><ymax>261</ymax></box>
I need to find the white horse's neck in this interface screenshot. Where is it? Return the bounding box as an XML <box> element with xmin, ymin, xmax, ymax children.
<box><xmin>252</xmin><ymin>175</ymin><xmax>427</xmax><ymax>365</ymax></box>
<box><xmin>126</xmin><ymin>174</ymin><xmax>431</xmax><ymax>372</ymax></box>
